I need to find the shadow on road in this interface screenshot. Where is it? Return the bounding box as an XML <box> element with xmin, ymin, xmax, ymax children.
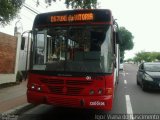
<box><xmin>18</xmin><ymin>106</ymin><xmax>111</xmax><ymax>120</ymax></box>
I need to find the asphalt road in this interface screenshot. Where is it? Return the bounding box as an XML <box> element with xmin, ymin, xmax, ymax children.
<box><xmin>17</xmin><ymin>63</ymin><xmax>160</xmax><ymax>120</ymax></box>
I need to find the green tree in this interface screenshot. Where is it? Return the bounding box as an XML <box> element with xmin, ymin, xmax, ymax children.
<box><xmin>37</xmin><ymin>0</ymin><xmax>98</xmax><ymax>9</ymax></box>
<box><xmin>1</xmin><ymin>0</ymin><xmax>97</xmax><ymax>26</ymax></box>
<box><xmin>0</xmin><ymin>0</ymin><xmax>24</xmax><ymax>26</ymax></box>
<box><xmin>156</xmin><ymin>54</ymin><xmax>160</xmax><ymax>60</ymax></box>
<box><xmin>133</xmin><ymin>51</ymin><xmax>160</xmax><ymax>63</ymax></box>
<box><xmin>118</xmin><ymin>27</ymin><xmax>134</xmax><ymax>61</ymax></box>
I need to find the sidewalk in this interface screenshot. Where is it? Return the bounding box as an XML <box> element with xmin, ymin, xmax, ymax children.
<box><xmin>0</xmin><ymin>80</ymin><xmax>28</xmax><ymax>113</ymax></box>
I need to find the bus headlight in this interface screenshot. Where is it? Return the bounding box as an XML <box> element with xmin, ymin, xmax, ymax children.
<box><xmin>31</xmin><ymin>85</ymin><xmax>35</xmax><ymax>89</ymax></box>
<box><xmin>37</xmin><ymin>87</ymin><xmax>42</xmax><ymax>91</ymax></box>
<box><xmin>89</xmin><ymin>90</ymin><xmax>95</xmax><ymax>95</ymax></box>
<box><xmin>98</xmin><ymin>89</ymin><xmax>103</xmax><ymax>94</ymax></box>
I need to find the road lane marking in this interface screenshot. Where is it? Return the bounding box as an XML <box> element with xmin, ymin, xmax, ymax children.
<box><xmin>125</xmin><ymin>95</ymin><xmax>134</xmax><ymax>120</ymax></box>
<box><xmin>123</xmin><ymin>72</ymin><xmax>125</xmax><ymax>77</ymax></box>
<box><xmin>124</xmin><ymin>80</ymin><xmax>127</xmax><ymax>84</ymax></box>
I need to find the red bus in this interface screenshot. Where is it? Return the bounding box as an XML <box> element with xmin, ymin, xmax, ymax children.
<box><xmin>27</xmin><ymin>9</ymin><xmax>120</xmax><ymax>111</ymax></box>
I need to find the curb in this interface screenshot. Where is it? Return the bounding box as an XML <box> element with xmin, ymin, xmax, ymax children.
<box><xmin>2</xmin><ymin>103</ymin><xmax>37</xmax><ymax>115</ymax></box>
<box><xmin>0</xmin><ymin>82</ymin><xmax>20</xmax><ymax>89</ymax></box>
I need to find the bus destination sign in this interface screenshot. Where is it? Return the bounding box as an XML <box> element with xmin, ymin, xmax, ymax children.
<box><xmin>50</xmin><ymin>13</ymin><xmax>94</xmax><ymax>23</ymax></box>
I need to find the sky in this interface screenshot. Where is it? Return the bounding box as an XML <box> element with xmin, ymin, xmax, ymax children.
<box><xmin>1</xmin><ymin>0</ymin><xmax>160</xmax><ymax>60</ymax></box>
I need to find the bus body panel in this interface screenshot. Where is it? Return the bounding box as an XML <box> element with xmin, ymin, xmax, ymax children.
<box><xmin>27</xmin><ymin>72</ymin><xmax>114</xmax><ymax>111</ymax></box>
<box><xmin>27</xmin><ymin>91</ymin><xmax>113</xmax><ymax>110</ymax></box>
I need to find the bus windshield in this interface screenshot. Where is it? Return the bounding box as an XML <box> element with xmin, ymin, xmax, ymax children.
<box><xmin>32</xmin><ymin>26</ymin><xmax>113</xmax><ymax>73</ymax></box>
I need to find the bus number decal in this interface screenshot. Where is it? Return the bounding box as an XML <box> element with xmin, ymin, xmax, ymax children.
<box><xmin>90</xmin><ymin>101</ymin><xmax>105</xmax><ymax>106</ymax></box>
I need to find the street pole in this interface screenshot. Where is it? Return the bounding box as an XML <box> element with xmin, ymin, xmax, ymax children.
<box><xmin>14</xmin><ymin>19</ymin><xmax>23</xmax><ymax>36</ymax></box>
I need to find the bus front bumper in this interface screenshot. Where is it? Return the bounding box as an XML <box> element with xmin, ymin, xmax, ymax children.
<box><xmin>27</xmin><ymin>90</ymin><xmax>113</xmax><ymax>111</ymax></box>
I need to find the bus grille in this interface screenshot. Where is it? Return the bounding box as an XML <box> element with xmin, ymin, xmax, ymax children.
<box><xmin>67</xmin><ymin>87</ymin><xmax>83</xmax><ymax>95</ymax></box>
<box><xmin>48</xmin><ymin>86</ymin><xmax>83</xmax><ymax>95</ymax></box>
<box><xmin>40</xmin><ymin>78</ymin><xmax>93</xmax><ymax>95</ymax></box>
<box><xmin>66</xmin><ymin>80</ymin><xmax>92</xmax><ymax>85</ymax></box>
<box><xmin>40</xmin><ymin>78</ymin><xmax>64</xmax><ymax>84</ymax></box>
<box><xmin>48</xmin><ymin>86</ymin><xmax>63</xmax><ymax>95</ymax></box>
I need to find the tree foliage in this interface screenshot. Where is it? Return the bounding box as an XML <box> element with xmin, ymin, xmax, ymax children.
<box><xmin>37</xmin><ymin>0</ymin><xmax>98</xmax><ymax>9</ymax></box>
<box><xmin>118</xmin><ymin>27</ymin><xmax>134</xmax><ymax>61</ymax></box>
<box><xmin>133</xmin><ymin>51</ymin><xmax>160</xmax><ymax>63</ymax></box>
<box><xmin>0</xmin><ymin>0</ymin><xmax>24</xmax><ymax>26</ymax></box>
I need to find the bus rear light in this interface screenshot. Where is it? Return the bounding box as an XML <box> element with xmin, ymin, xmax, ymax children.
<box><xmin>106</xmin><ymin>88</ymin><xmax>112</xmax><ymax>95</ymax></box>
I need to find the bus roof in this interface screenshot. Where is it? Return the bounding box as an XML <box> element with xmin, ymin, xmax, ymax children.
<box><xmin>33</xmin><ymin>9</ymin><xmax>113</xmax><ymax>28</ymax></box>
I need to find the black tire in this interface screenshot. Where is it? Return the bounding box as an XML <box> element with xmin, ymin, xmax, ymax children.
<box><xmin>141</xmin><ymin>82</ymin><xmax>147</xmax><ymax>91</ymax></box>
<box><xmin>136</xmin><ymin>77</ymin><xmax>140</xmax><ymax>86</ymax></box>
<box><xmin>116</xmin><ymin>77</ymin><xmax>119</xmax><ymax>85</ymax></box>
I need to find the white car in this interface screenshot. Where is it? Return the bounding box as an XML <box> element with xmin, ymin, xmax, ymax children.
<box><xmin>120</xmin><ymin>63</ymin><xmax>124</xmax><ymax>70</ymax></box>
